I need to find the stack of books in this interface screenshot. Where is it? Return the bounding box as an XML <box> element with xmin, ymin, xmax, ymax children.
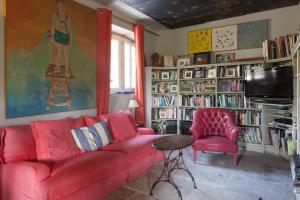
<box><xmin>241</xmin><ymin>127</ymin><xmax>262</xmax><ymax>144</ymax></box>
<box><xmin>235</xmin><ymin>110</ymin><xmax>261</xmax><ymax>126</ymax></box>
<box><xmin>218</xmin><ymin>94</ymin><xmax>246</xmax><ymax>108</ymax></box>
<box><xmin>180</xmin><ymin>95</ymin><xmax>216</xmax><ymax>107</ymax></box>
<box><xmin>218</xmin><ymin>80</ymin><xmax>244</xmax><ymax>92</ymax></box>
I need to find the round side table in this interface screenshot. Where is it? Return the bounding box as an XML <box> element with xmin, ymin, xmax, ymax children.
<box><xmin>150</xmin><ymin>135</ymin><xmax>197</xmax><ymax>200</ymax></box>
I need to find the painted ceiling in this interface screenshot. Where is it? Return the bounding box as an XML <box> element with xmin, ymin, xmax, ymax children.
<box><xmin>120</xmin><ymin>0</ymin><xmax>299</xmax><ymax>29</ymax></box>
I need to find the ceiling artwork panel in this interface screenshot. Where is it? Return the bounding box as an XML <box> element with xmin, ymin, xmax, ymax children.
<box><xmin>120</xmin><ymin>0</ymin><xmax>299</xmax><ymax>29</ymax></box>
<box><xmin>212</xmin><ymin>25</ymin><xmax>238</xmax><ymax>52</ymax></box>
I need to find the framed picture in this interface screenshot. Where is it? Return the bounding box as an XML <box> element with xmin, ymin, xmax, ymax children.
<box><xmin>151</xmin><ymin>72</ymin><xmax>157</xmax><ymax>79</ymax></box>
<box><xmin>194</xmin><ymin>53</ymin><xmax>210</xmax><ymax>65</ymax></box>
<box><xmin>216</xmin><ymin>53</ymin><xmax>235</xmax><ymax>63</ymax></box>
<box><xmin>176</xmin><ymin>57</ymin><xmax>191</xmax><ymax>67</ymax></box>
<box><xmin>163</xmin><ymin>55</ymin><xmax>174</xmax><ymax>67</ymax></box>
<box><xmin>184</xmin><ymin>71</ymin><xmax>193</xmax><ymax>79</ymax></box>
<box><xmin>152</xmin><ymin>84</ymin><xmax>158</xmax><ymax>93</ymax></box>
<box><xmin>207</xmin><ymin>68</ymin><xmax>217</xmax><ymax>78</ymax></box>
<box><xmin>194</xmin><ymin>67</ymin><xmax>206</xmax><ymax>78</ymax></box>
<box><xmin>170</xmin><ymin>85</ymin><xmax>178</xmax><ymax>93</ymax></box>
<box><xmin>159</xmin><ymin>110</ymin><xmax>167</xmax><ymax>119</ymax></box>
<box><xmin>225</xmin><ymin>67</ymin><xmax>236</xmax><ymax>77</ymax></box>
<box><xmin>161</xmin><ymin>72</ymin><xmax>170</xmax><ymax>80</ymax></box>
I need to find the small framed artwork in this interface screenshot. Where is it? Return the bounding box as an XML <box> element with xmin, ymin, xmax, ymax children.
<box><xmin>170</xmin><ymin>85</ymin><xmax>178</xmax><ymax>93</ymax></box>
<box><xmin>184</xmin><ymin>71</ymin><xmax>193</xmax><ymax>79</ymax></box>
<box><xmin>163</xmin><ymin>55</ymin><xmax>174</xmax><ymax>67</ymax></box>
<box><xmin>161</xmin><ymin>72</ymin><xmax>170</xmax><ymax>80</ymax></box>
<box><xmin>176</xmin><ymin>57</ymin><xmax>191</xmax><ymax>67</ymax></box>
<box><xmin>225</xmin><ymin>67</ymin><xmax>236</xmax><ymax>77</ymax></box>
<box><xmin>194</xmin><ymin>67</ymin><xmax>206</xmax><ymax>78</ymax></box>
<box><xmin>207</xmin><ymin>68</ymin><xmax>217</xmax><ymax>78</ymax></box>
<box><xmin>152</xmin><ymin>84</ymin><xmax>158</xmax><ymax>93</ymax></box>
<box><xmin>152</xmin><ymin>72</ymin><xmax>157</xmax><ymax>80</ymax></box>
<box><xmin>194</xmin><ymin>53</ymin><xmax>210</xmax><ymax>65</ymax></box>
<box><xmin>159</xmin><ymin>110</ymin><xmax>167</xmax><ymax>119</ymax></box>
<box><xmin>216</xmin><ymin>53</ymin><xmax>235</xmax><ymax>63</ymax></box>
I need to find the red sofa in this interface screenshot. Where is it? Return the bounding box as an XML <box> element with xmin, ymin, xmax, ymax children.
<box><xmin>190</xmin><ymin>108</ymin><xmax>240</xmax><ymax>167</ymax></box>
<box><xmin>0</xmin><ymin>113</ymin><xmax>164</xmax><ymax>200</ymax></box>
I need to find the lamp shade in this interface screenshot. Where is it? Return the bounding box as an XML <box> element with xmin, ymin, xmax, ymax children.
<box><xmin>128</xmin><ymin>99</ymin><xmax>140</xmax><ymax>108</ymax></box>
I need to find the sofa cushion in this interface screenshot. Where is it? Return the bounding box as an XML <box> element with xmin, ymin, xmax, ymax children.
<box><xmin>109</xmin><ymin>112</ymin><xmax>137</xmax><ymax>141</ymax></box>
<box><xmin>192</xmin><ymin>136</ymin><xmax>238</xmax><ymax>153</ymax></box>
<box><xmin>71</xmin><ymin>121</ymin><xmax>113</xmax><ymax>151</ymax></box>
<box><xmin>37</xmin><ymin>151</ymin><xmax>130</xmax><ymax>199</ymax></box>
<box><xmin>0</xmin><ymin>125</ymin><xmax>37</xmax><ymax>164</ymax></box>
<box><xmin>31</xmin><ymin>118</ymin><xmax>81</xmax><ymax>162</ymax></box>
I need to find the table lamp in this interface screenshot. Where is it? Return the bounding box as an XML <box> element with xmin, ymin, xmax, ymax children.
<box><xmin>128</xmin><ymin>99</ymin><xmax>140</xmax><ymax>121</ymax></box>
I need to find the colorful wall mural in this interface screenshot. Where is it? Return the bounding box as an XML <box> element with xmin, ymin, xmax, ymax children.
<box><xmin>5</xmin><ymin>0</ymin><xmax>97</xmax><ymax>118</ymax></box>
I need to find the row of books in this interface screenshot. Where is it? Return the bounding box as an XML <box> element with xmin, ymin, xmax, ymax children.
<box><xmin>233</xmin><ymin>110</ymin><xmax>261</xmax><ymax>126</ymax></box>
<box><xmin>262</xmin><ymin>34</ymin><xmax>299</xmax><ymax>59</ymax></box>
<box><xmin>191</xmin><ymin>81</ymin><xmax>216</xmax><ymax>93</ymax></box>
<box><xmin>152</xmin><ymin>70</ymin><xmax>178</xmax><ymax>80</ymax></box>
<box><xmin>179</xmin><ymin>108</ymin><xmax>196</xmax><ymax>121</ymax></box>
<box><xmin>218</xmin><ymin>80</ymin><xmax>244</xmax><ymax>92</ymax></box>
<box><xmin>179</xmin><ymin>95</ymin><xmax>216</xmax><ymax>107</ymax></box>
<box><xmin>218</xmin><ymin>94</ymin><xmax>247</xmax><ymax>108</ymax></box>
<box><xmin>152</xmin><ymin>96</ymin><xmax>177</xmax><ymax>107</ymax></box>
<box><xmin>268</xmin><ymin>128</ymin><xmax>293</xmax><ymax>153</ymax></box>
<box><xmin>240</xmin><ymin>127</ymin><xmax>262</xmax><ymax>144</ymax></box>
<box><xmin>151</xmin><ymin>120</ymin><xmax>177</xmax><ymax>135</ymax></box>
<box><xmin>152</xmin><ymin>108</ymin><xmax>177</xmax><ymax>120</ymax></box>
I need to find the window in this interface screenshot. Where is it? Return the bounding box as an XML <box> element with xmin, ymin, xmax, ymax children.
<box><xmin>110</xmin><ymin>34</ymin><xmax>136</xmax><ymax>94</ymax></box>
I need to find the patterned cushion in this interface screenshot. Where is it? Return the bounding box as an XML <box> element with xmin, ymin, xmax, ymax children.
<box><xmin>71</xmin><ymin>121</ymin><xmax>113</xmax><ymax>151</ymax></box>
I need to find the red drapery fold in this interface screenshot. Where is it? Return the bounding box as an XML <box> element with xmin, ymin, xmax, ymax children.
<box><xmin>134</xmin><ymin>24</ymin><xmax>146</xmax><ymax>126</ymax></box>
<box><xmin>96</xmin><ymin>8</ymin><xmax>112</xmax><ymax>115</ymax></box>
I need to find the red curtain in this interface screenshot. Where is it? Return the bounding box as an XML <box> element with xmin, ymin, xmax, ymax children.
<box><xmin>96</xmin><ymin>9</ymin><xmax>112</xmax><ymax>115</ymax></box>
<box><xmin>134</xmin><ymin>24</ymin><xmax>146</xmax><ymax>125</ymax></box>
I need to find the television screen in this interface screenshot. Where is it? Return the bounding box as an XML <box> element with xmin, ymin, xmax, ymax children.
<box><xmin>245</xmin><ymin>66</ymin><xmax>293</xmax><ymax>100</ymax></box>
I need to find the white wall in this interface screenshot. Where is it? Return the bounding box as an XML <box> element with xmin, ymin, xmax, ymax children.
<box><xmin>0</xmin><ymin>0</ymin><xmax>152</xmax><ymax>126</ymax></box>
<box><xmin>154</xmin><ymin>4</ymin><xmax>300</xmax><ymax>61</ymax></box>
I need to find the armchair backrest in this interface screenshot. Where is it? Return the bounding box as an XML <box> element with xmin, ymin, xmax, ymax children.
<box><xmin>191</xmin><ymin>108</ymin><xmax>236</xmax><ymax>139</ymax></box>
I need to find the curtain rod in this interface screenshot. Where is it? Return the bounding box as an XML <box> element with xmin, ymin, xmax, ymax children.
<box><xmin>112</xmin><ymin>15</ymin><xmax>160</xmax><ymax>37</ymax></box>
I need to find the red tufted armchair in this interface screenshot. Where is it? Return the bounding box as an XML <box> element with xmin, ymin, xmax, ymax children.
<box><xmin>190</xmin><ymin>108</ymin><xmax>241</xmax><ymax>167</ymax></box>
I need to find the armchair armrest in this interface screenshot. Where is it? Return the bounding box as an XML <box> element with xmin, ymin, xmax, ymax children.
<box><xmin>225</xmin><ymin>125</ymin><xmax>240</xmax><ymax>143</ymax></box>
<box><xmin>1</xmin><ymin>161</ymin><xmax>51</xmax><ymax>198</ymax></box>
<box><xmin>137</xmin><ymin>128</ymin><xmax>155</xmax><ymax>135</ymax></box>
<box><xmin>190</xmin><ymin>126</ymin><xmax>203</xmax><ymax>140</ymax></box>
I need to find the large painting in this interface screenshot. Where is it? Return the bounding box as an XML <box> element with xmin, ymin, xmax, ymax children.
<box><xmin>6</xmin><ymin>0</ymin><xmax>97</xmax><ymax>118</ymax></box>
<box><xmin>188</xmin><ymin>28</ymin><xmax>212</xmax><ymax>54</ymax></box>
<box><xmin>212</xmin><ymin>25</ymin><xmax>237</xmax><ymax>52</ymax></box>
<box><xmin>238</xmin><ymin>20</ymin><xmax>268</xmax><ymax>49</ymax></box>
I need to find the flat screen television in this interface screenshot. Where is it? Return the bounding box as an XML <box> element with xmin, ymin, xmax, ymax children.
<box><xmin>245</xmin><ymin>66</ymin><xmax>293</xmax><ymax>101</ymax></box>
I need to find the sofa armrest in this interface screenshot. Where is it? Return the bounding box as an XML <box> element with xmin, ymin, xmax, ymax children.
<box><xmin>190</xmin><ymin>126</ymin><xmax>203</xmax><ymax>140</ymax></box>
<box><xmin>137</xmin><ymin>128</ymin><xmax>155</xmax><ymax>135</ymax></box>
<box><xmin>225</xmin><ymin>125</ymin><xmax>240</xmax><ymax>143</ymax></box>
<box><xmin>1</xmin><ymin>161</ymin><xmax>51</xmax><ymax>199</ymax></box>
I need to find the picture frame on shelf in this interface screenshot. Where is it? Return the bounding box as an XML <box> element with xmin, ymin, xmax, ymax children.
<box><xmin>170</xmin><ymin>85</ymin><xmax>178</xmax><ymax>93</ymax></box>
<box><xmin>194</xmin><ymin>67</ymin><xmax>206</xmax><ymax>78</ymax></box>
<box><xmin>163</xmin><ymin>55</ymin><xmax>174</xmax><ymax>67</ymax></box>
<box><xmin>207</xmin><ymin>68</ymin><xmax>217</xmax><ymax>78</ymax></box>
<box><xmin>176</xmin><ymin>57</ymin><xmax>191</xmax><ymax>67</ymax></box>
<box><xmin>180</xmin><ymin>83</ymin><xmax>192</xmax><ymax>93</ymax></box>
<box><xmin>159</xmin><ymin>110</ymin><xmax>167</xmax><ymax>119</ymax></box>
<box><xmin>216</xmin><ymin>53</ymin><xmax>235</xmax><ymax>63</ymax></box>
<box><xmin>184</xmin><ymin>71</ymin><xmax>193</xmax><ymax>79</ymax></box>
<box><xmin>161</xmin><ymin>72</ymin><xmax>170</xmax><ymax>80</ymax></box>
<box><xmin>152</xmin><ymin>72</ymin><xmax>157</xmax><ymax>80</ymax></box>
<box><xmin>225</xmin><ymin>67</ymin><xmax>236</xmax><ymax>77</ymax></box>
<box><xmin>194</xmin><ymin>53</ymin><xmax>210</xmax><ymax>64</ymax></box>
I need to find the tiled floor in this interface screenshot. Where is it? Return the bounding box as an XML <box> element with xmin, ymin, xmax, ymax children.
<box><xmin>106</xmin><ymin>147</ymin><xmax>295</xmax><ymax>200</ymax></box>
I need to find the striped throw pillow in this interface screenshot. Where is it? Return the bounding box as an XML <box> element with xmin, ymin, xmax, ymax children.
<box><xmin>71</xmin><ymin>121</ymin><xmax>113</xmax><ymax>151</ymax></box>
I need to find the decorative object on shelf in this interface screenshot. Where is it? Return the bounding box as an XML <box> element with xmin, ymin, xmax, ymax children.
<box><xmin>128</xmin><ymin>99</ymin><xmax>140</xmax><ymax>121</ymax></box>
<box><xmin>193</xmin><ymin>53</ymin><xmax>210</xmax><ymax>64</ymax></box>
<box><xmin>188</xmin><ymin>28</ymin><xmax>212</xmax><ymax>54</ymax></box>
<box><xmin>225</xmin><ymin>66</ymin><xmax>236</xmax><ymax>77</ymax></box>
<box><xmin>159</xmin><ymin>82</ymin><xmax>167</xmax><ymax>93</ymax></box>
<box><xmin>152</xmin><ymin>84</ymin><xmax>158</xmax><ymax>93</ymax></box>
<box><xmin>151</xmin><ymin>53</ymin><xmax>161</xmax><ymax>67</ymax></box>
<box><xmin>161</xmin><ymin>72</ymin><xmax>170</xmax><ymax>80</ymax></box>
<box><xmin>194</xmin><ymin>67</ymin><xmax>206</xmax><ymax>78</ymax></box>
<box><xmin>159</xmin><ymin>110</ymin><xmax>167</xmax><ymax>119</ymax></box>
<box><xmin>238</xmin><ymin>20</ymin><xmax>268</xmax><ymax>49</ymax></box>
<box><xmin>212</xmin><ymin>25</ymin><xmax>238</xmax><ymax>51</ymax></box>
<box><xmin>184</xmin><ymin>71</ymin><xmax>193</xmax><ymax>79</ymax></box>
<box><xmin>163</xmin><ymin>55</ymin><xmax>174</xmax><ymax>67</ymax></box>
<box><xmin>207</xmin><ymin>68</ymin><xmax>217</xmax><ymax>78</ymax></box>
<box><xmin>176</xmin><ymin>56</ymin><xmax>191</xmax><ymax>67</ymax></box>
<box><xmin>151</xmin><ymin>72</ymin><xmax>157</xmax><ymax>80</ymax></box>
<box><xmin>216</xmin><ymin>53</ymin><xmax>235</xmax><ymax>63</ymax></box>
<box><xmin>170</xmin><ymin>85</ymin><xmax>178</xmax><ymax>93</ymax></box>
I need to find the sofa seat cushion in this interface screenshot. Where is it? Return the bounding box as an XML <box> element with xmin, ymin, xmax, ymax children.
<box><xmin>193</xmin><ymin>136</ymin><xmax>238</xmax><ymax>153</ymax></box>
<box><xmin>1</xmin><ymin>125</ymin><xmax>37</xmax><ymax>163</ymax></box>
<box><xmin>37</xmin><ymin>151</ymin><xmax>130</xmax><ymax>199</ymax></box>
